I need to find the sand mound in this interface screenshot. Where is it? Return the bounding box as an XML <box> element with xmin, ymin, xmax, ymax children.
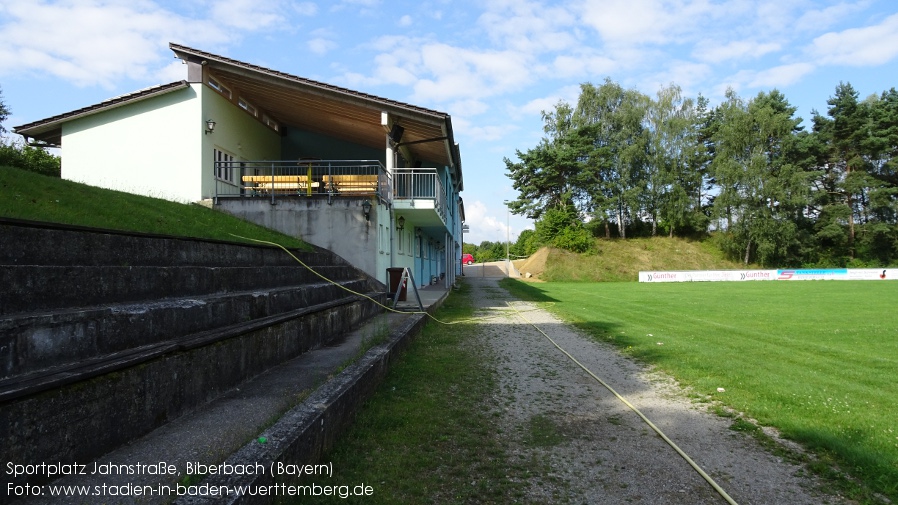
<box><xmin>514</xmin><ymin>247</ymin><xmax>550</xmax><ymax>280</ymax></box>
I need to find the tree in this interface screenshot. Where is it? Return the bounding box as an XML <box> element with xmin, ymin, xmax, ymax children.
<box><xmin>709</xmin><ymin>89</ymin><xmax>807</xmax><ymax>265</ymax></box>
<box><xmin>505</xmin><ymin>101</ymin><xmax>585</xmax><ymax>220</ymax></box>
<box><xmin>0</xmin><ymin>85</ymin><xmax>9</xmax><ymax>136</ymax></box>
<box><xmin>645</xmin><ymin>84</ymin><xmax>706</xmax><ymax>237</ymax></box>
<box><xmin>574</xmin><ymin>79</ymin><xmax>649</xmax><ymax>239</ymax></box>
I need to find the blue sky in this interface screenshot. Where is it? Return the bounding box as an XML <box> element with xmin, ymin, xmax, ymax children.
<box><xmin>1</xmin><ymin>0</ymin><xmax>897</xmax><ymax>244</ymax></box>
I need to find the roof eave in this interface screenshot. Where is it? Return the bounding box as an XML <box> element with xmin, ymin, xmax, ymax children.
<box><xmin>13</xmin><ymin>81</ymin><xmax>191</xmax><ymax>147</ymax></box>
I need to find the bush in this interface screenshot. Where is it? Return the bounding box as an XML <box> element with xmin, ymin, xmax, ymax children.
<box><xmin>0</xmin><ymin>140</ymin><xmax>61</xmax><ymax>177</ymax></box>
<box><xmin>552</xmin><ymin>226</ymin><xmax>593</xmax><ymax>253</ymax></box>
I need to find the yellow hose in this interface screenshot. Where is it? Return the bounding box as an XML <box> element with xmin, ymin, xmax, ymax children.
<box><xmin>231</xmin><ymin>234</ymin><xmax>464</xmax><ymax>324</ymax></box>
<box><xmin>235</xmin><ymin>235</ymin><xmax>736</xmax><ymax>502</ymax></box>
<box><xmin>507</xmin><ymin>301</ymin><xmax>739</xmax><ymax>505</ymax></box>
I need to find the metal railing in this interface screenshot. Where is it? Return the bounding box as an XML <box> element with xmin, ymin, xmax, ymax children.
<box><xmin>392</xmin><ymin>168</ymin><xmax>447</xmax><ymax>224</ymax></box>
<box><xmin>213</xmin><ymin>160</ymin><xmax>390</xmax><ymax>204</ymax></box>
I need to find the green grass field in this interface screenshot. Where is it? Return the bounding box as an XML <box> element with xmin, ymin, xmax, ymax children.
<box><xmin>501</xmin><ymin>279</ymin><xmax>898</xmax><ymax>501</ymax></box>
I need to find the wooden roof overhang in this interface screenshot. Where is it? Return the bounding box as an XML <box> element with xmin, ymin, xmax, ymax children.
<box><xmin>13</xmin><ymin>44</ymin><xmax>463</xmax><ymax>191</ymax></box>
<box><xmin>169</xmin><ymin>44</ymin><xmax>462</xmax><ymax>186</ymax></box>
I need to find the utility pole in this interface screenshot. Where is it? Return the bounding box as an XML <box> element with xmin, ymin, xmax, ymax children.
<box><xmin>506</xmin><ymin>209</ymin><xmax>510</xmax><ymax>277</ymax></box>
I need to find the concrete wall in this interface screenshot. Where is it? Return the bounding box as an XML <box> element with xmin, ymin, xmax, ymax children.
<box><xmin>216</xmin><ymin>197</ymin><xmax>390</xmax><ymax>285</ymax></box>
<box><xmin>0</xmin><ymin>219</ymin><xmax>387</xmax><ymax>490</ymax></box>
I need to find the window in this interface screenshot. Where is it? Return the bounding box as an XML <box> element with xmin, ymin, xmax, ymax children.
<box><xmin>214</xmin><ymin>148</ymin><xmax>236</xmax><ymax>184</ymax></box>
<box><xmin>238</xmin><ymin>97</ymin><xmax>257</xmax><ymax>117</ymax></box>
<box><xmin>262</xmin><ymin>113</ymin><xmax>279</xmax><ymax>132</ymax></box>
<box><xmin>207</xmin><ymin>77</ymin><xmax>232</xmax><ymax>99</ymax></box>
<box><xmin>398</xmin><ymin>229</ymin><xmax>404</xmax><ymax>255</ymax></box>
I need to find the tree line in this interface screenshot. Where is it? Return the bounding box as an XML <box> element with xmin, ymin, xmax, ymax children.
<box><xmin>504</xmin><ymin>79</ymin><xmax>898</xmax><ymax>267</ymax></box>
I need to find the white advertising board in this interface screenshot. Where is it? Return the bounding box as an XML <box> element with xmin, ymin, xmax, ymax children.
<box><xmin>639</xmin><ymin>268</ymin><xmax>897</xmax><ymax>282</ymax></box>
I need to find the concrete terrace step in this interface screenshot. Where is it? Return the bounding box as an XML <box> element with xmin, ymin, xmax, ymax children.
<box><xmin>8</xmin><ymin>308</ymin><xmax>437</xmax><ymax>505</ymax></box>
<box><xmin>0</xmin><ymin>219</ymin><xmax>392</xmax><ymax>496</ymax></box>
<box><xmin>1</xmin><ymin>279</ymin><xmax>378</xmax><ymax>379</ymax></box>
<box><xmin>0</xmin><ymin>264</ymin><xmax>371</xmax><ymax>317</ymax></box>
<box><xmin>1</xmin><ymin>291</ymin><xmax>387</xmax><ymax>486</ymax></box>
<box><xmin>0</xmin><ymin>218</ymin><xmax>344</xmax><ymax>268</ymax></box>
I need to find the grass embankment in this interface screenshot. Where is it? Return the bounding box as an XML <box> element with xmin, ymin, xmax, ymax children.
<box><xmin>0</xmin><ymin>166</ymin><xmax>307</xmax><ymax>248</ymax></box>
<box><xmin>288</xmin><ymin>283</ymin><xmax>531</xmax><ymax>504</ymax></box>
<box><xmin>517</xmin><ymin>239</ymin><xmax>744</xmax><ymax>282</ymax></box>
<box><xmin>502</xmin><ymin>279</ymin><xmax>898</xmax><ymax>503</ymax></box>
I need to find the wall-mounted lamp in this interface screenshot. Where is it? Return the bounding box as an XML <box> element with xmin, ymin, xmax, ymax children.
<box><xmin>396</xmin><ymin>216</ymin><xmax>405</xmax><ymax>230</ymax></box>
<box><xmin>362</xmin><ymin>200</ymin><xmax>372</xmax><ymax>221</ymax></box>
<box><xmin>205</xmin><ymin>119</ymin><xmax>216</xmax><ymax>135</ymax></box>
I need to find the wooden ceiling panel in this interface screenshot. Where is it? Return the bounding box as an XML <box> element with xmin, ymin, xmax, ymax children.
<box><xmin>210</xmin><ymin>66</ymin><xmax>452</xmax><ymax>166</ymax></box>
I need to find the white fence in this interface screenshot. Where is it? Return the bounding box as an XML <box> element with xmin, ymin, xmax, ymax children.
<box><xmin>638</xmin><ymin>268</ymin><xmax>898</xmax><ymax>282</ymax></box>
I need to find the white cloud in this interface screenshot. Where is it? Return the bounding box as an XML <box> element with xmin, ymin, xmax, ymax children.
<box><xmin>552</xmin><ymin>52</ymin><xmax>618</xmax><ymax>78</ymax></box>
<box><xmin>794</xmin><ymin>2</ymin><xmax>866</xmax><ymax>33</ymax></box>
<box><xmin>518</xmin><ymin>85</ymin><xmax>581</xmax><ymax>115</ymax></box>
<box><xmin>477</xmin><ymin>0</ymin><xmax>578</xmax><ymax>53</ymax></box>
<box><xmin>452</xmin><ymin>116</ymin><xmax>510</xmax><ymax>143</ymax></box>
<box><xmin>209</xmin><ymin>0</ymin><xmax>289</xmax><ymax>30</ymax></box>
<box><xmin>0</xmin><ymin>0</ymin><xmax>314</xmax><ymax>88</ymax></box>
<box><xmin>693</xmin><ymin>40</ymin><xmax>781</xmax><ymax>63</ymax></box>
<box><xmin>293</xmin><ymin>2</ymin><xmax>318</xmax><ymax>16</ymax></box>
<box><xmin>0</xmin><ymin>1</ymin><xmax>211</xmax><ymax>87</ymax></box>
<box><xmin>157</xmin><ymin>60</ymin><xmax>189</xmax><ymax>82</ymax></box>
<box><xmin>411</xmin><ymin>45</ymin><xmax>535</xmax><ymax>103</ymax></box>
<box><xmin>810</xmin><ymin>13</ymin><xmax>898</xmax><ymax>66</ymax></box>
<box><xmin>447</xmin><ymin>98</ymin><xmax>490</xmax><ymax>116</ymax></box>
<box><xmin>464</xmin><ymin>200</ymin><xmax>515</xmax><ymax>244</ymax></box>
<box><xmin>308</xmin><ymin>37</ymin><xmax>338</xmax><ymax>55</ymax></box>
<box><xmin>747</xmin><ymin>62</ymin><xmax>816</xmax><ymax>88</ymax></box>
<box><xmin>398</xmin><ymin>14</ymin><xmax>412</xmax><ymax>27</ymax></box>
<box><xmin>646</xmin><ymin>60</ymin><xmax>711</xmax><ymax>90</ymax></box>
<box><xmin>577</xmin><ymin>0</ymin><xmax>718</xmax><ymax>47</ymax></box>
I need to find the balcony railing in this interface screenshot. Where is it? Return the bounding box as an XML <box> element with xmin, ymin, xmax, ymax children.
<box><xmin>212</xmin><ymin>161</ymin><xmax>447</xmax><ymax>225</ymax></box>
<box><xmin>213</xmin><ymin>160</ymin><xmax>390</xmax><ymax>204</ymax></box>
<box><xmin>392</xmin><ymin>168</ymin><xmax>446</xmax><ymax>224</ymax></box>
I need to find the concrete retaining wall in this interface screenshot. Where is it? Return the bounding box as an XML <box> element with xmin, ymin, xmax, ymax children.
<box><xmin>0</xmin><ymin>218</ymin><xmax>389</xmax><ymax>490</ymax></box>
<box><xmin>174</xmin><ymin>301</ymin><xmax>443</xmax><ymax>505</ymax></box>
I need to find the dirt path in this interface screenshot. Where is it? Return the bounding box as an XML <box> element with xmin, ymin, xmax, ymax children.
<box><xmin>466</xmin><ymin>277</ymin><xmax>851</xmax><ymax>505</ymax></box>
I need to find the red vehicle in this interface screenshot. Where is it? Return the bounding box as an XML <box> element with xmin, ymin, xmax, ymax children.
<box><xmin>462</xmin><ymin>253</ymin><xmax>474</xmax><ymax>265</ymax></box>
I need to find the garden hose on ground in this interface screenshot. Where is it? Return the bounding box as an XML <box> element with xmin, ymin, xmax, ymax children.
<box><xmin>236</xmin><ymin>236</ymin><xmax>736</xmax><ymax>501</ymax></box>
<box><xmin>231</xmin><ymin>235</ymin><xmax>464</xmax><ymax>325</ymax></box>
<box><xmin>507</xmin><ymin>301</ymin><xmax>739</xmax><ymax>505</ymax></box>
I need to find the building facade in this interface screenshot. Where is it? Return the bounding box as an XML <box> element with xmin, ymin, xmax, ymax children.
<box><xmin>15</xmin><ymin>43</ymin><xmax>466</xmax><ymax>290</ymax></box>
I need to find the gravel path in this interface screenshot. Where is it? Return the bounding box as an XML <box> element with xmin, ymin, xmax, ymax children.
<box><xmin>465</xmin><ymin>277</ymin><xmax>852</xmax><ymax>505</ymax></box>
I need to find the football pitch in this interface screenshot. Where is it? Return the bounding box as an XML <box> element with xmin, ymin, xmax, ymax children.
<box><xmin>502</xmin><ymin>279</ymin><xmax>898</xmax><ymax>501</ymax></box>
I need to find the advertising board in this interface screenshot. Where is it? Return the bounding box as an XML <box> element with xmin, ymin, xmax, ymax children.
<box><xmin>639</xmin><ymin>269</ymin><xmax>896</xmax><ymax>282</ymax></box>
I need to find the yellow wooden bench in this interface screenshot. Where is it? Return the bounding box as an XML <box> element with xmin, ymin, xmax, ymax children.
<box><xmin>325</xmin><ymin>174</ymin><xmax>379</xmax><ymax>194</ymax></box>
<box><xmin>242</xmin><ymin>175</ymin><xmax>319</xmax><ymax>194</ymax></box>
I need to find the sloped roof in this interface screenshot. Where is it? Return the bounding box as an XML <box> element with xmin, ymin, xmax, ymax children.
<box><xmin>15</xmin><ymin>44</ymin><xmax>462</xmax><ymax>184</ymax></box>
<box><xmin>13</xmin><ymin>81</ymin><xmax>190</xmax><ymax>147</ymax></box>
<box><xmin>168</xmin><ymin>44</ymin><xmax>460</xmax><ymax>175</ymax></box>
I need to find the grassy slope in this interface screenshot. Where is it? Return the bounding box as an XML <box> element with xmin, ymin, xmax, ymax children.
<box><xmin>0</xmin><ymin>166</ymin><xmax>307</xmax><ymax>249</ymax></box>
<box><xmin>521</xmin><ymin>237</ymin><xmax>745</xmax><ymax>283</ymax></box>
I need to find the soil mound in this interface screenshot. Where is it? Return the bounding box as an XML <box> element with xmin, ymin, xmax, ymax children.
<box><xmin>514</xmin><ymin>247</ymin><xmax>550</xmax><ymax>280</ymax></box>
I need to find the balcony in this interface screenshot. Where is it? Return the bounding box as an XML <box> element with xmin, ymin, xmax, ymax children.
<box><xmin>213</xmin><ymin>160</ymin><xmax>391</xmax><ymax>204</ymax></box>
<box><xmin>392</xmin><ymin>168</ymin><xmax>447</xmax><ymax>226</ymax></box>
<box><xmin>213</xmin><ymin>161</ymin><xmax>447</xmax><ymax>226</ymax></box>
